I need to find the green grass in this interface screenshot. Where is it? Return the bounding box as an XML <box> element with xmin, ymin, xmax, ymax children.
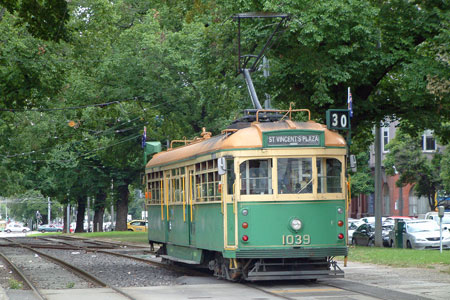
<box><xmin>9</xmin><ymin>279</ymin><xmax>23</xmax><ymax>289</ymax></box>
<box><xmin>29</xmin><ymin>231</ymin><xmax>148</xmax><ymax>244</ymax></box>
<box><xmin>77</xmin><ymin>231</ymin><xmax>148</xmax><ymax>244</ymax></box>
<box><xmin>346</xmin><ymin>246</ymin><xmax>450</xmax><ymax>273</ymax></box>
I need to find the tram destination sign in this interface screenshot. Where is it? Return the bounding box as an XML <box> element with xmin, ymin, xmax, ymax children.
<box><xmin>263</xmin><ymin>131</ymin><xmax>324</xmax><ymax>148</ymax></box>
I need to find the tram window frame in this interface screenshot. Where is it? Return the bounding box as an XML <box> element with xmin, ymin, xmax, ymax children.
<box><xmin>146</xmin><ymin>171</ymin><xmax>163</xmax><ymax>205</ymax></box>
<box><xmin>277</xmin><ymin>158</ymin><xmax>313</xmax><ymax>194</ymax></box>
<box><xmin>316</xmin><ymin>157</ymin><xmax>342</xmax><ymax>194</ymax></box>
<box><xmin>166</xmin><ymin>167</ymin><xmax>185</xmax><ymax>203</ymax></box>
<box><xmin>194</xmin><ymin>159</ymin><xmax>221</xmax><ymax>202</ymax></box>
<box><xmin>239</xmin><ymin>159</ymin><xmax>273</xmax><ymax>195</ymax></box>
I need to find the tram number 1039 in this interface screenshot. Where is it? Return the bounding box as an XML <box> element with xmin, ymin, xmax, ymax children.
<box><xmin>282</xmin><ymin>234</ymin><xmax>311</xmax><ymax>245</ymax></box>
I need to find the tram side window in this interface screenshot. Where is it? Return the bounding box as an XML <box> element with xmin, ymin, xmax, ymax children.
<box><xmin>147</xmin><ymin>171</ymin><xmax>163</xmax><ymax>204</ymax></box>
<box><xmin>317</xmin><ymin>158</ymin><xmax>342</xmax><ymax>193</ymax></box>
<box><xmin>194</xmin><ymin>160</ymin><xmax>221</xmax><ymax>202</ymax></box>
<box><xmin>278</xmin><ymin>158</ymin><xmax>312</xmax><ymax>194</ymax></box>
<box><xmin>240</xmin><ymin>159</ymin><xmax>273</xmax><ymax>195</ymax></box>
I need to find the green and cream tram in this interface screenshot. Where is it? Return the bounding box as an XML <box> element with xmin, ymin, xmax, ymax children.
<box><xmin>144</xmin><ymin>109</ymin><xmax>348</xmax><ymax>281</ymax></box>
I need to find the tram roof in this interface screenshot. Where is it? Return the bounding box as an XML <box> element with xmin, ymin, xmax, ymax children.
<box><xmin>146</xmin><ymin>120</ymin><xmax>346</xmax><ymax>169</ymax></box>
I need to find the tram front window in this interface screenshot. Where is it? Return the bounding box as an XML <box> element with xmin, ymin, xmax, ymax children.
<box><xmin>240</xmin><ymin>159</ymin><xmax>272</xmax><ymax>195</ymax></box>
<box><xmin>317</xmin><ymin>158</ymin><xmax>342</xmax><ymax>193</ymax></box>
<box><xmin>278</xmin><ymin>158</ymin><xmax>313</xmax><ymax>194</ymax></box>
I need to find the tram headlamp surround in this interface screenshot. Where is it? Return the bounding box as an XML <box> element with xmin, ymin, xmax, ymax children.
<box><xmin>337</xmin><ymin>207</ymin><xmax>344</xmax><ymax>214</ymax></box>
<box><xmin>290</xmin><ymin>218</ymin><xmax>302</xmax><ymax>231</ymax></box>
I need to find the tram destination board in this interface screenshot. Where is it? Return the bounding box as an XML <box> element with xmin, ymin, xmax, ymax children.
<box><xmin>326</xmin><ymin>109</ymin><xmax>351</xmax><ymax>130</ymax></box>
<box><xmin>263</xmin><ymin>130</ymin><xmax>324</xmax><ymax>148</ymax></box>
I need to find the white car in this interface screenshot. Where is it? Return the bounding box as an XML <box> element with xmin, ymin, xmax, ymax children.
<box><xmin>390</xmin><ymin>220</ymin><xmax>450</xmax><ymax>249</ymax></box>
<box><xmin>5</xmin><ymin>223</ymin><xmax>31</xmax><ymax>233</ymax></box>
<box><xmin>424</xmin><ymin>212</ymin><xmax>450</xmax><ymax>231</ymax></box>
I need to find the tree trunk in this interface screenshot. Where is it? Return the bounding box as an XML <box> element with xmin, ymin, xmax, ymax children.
<box><xmin>93</xmin><ymin>191</ymin><xmax>107</xmax><ymax>232</ymax></box>
<box><xmin>63</xmin><ymin>204</ymin><xmax>69</xmax><ymax>233</ymax></box>
<box><xmin>115</xmin><ymin>184</ymin><xmax>129</xmax><ymax>231</ymax></box>
<box><xmin>75</xmin><ymin>196</ymin><xmax>86</xmax><ymax>233</ymax></box>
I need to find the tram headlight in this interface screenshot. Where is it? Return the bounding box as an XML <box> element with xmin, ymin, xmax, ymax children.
<box><xmin>337</xmin><ymin>207</ymin><xmax>344</xmax><ymax>214</ymax></box>
<box><xmin>290</xmin><ymin>218</ymin><xmax>302</xmax><ymax>231</ymax></box>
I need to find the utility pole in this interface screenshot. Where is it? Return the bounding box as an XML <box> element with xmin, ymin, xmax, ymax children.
<box><xmin>66</xmin><ymin>204</ymin><xmax>71</xmax><ymax>234</ymax></box>
<box><xmin>48</xmin><ymin>197</ymin><xmax>51</xmax><ymax>224</ymax></box>
<box><xmin>374</xmin><ymin>125</ymin><xmax>383</xmax><ymax>246</ymax></box>
<box><xmin>87</xmin><ymin>197</ymin><xmax>90</xmax><ymax>232</ymax></box>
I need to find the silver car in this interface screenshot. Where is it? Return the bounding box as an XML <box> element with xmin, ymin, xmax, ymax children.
<box><xmin>402</xmin><ymin>220</ymin><xmax>450</xmax><ymax>250</ymax></box>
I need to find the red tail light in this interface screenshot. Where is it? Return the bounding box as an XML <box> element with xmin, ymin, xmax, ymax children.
<box><xmin>242</xmin><ymin>235</ymin><xmax>249</xmax><ymax>242</ymax></box>
<box><xmin>338</xmin><ymin>220</ymin><xmax>344</xmax><ymax>227</ymax></box>
<box><xmin>338</xmin><ymin>233</ymin><xmax>344</xmax><ymax>240</ymax></box>
<box><xmin>242</xmin><ymin>222</ymin><xmax>248</xmax><ymax>229</ymax></box>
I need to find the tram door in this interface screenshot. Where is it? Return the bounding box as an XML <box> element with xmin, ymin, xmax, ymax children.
<box><xmin>186</xmin><ymin>167</ymin><xmax>196</xmax><ymax>246</ymax></box>
<box><xmin>224</xmin><ymin>158</ymin><xmax>237</xmax><ymax>248</ymax></box>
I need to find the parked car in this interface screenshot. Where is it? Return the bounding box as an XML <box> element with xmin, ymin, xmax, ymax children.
<box><xmin>352</xmin><ymin>223</ymin><xmax>375</xmax><ymax>246</ymax></box>
<box><xmin>382</xmin><ymin>223</ymin><xmax>394</xmax><ymax>247</ymax></box>
<box><xmin>361</xmin><ymin>216</ymin><xmax>386</xmax><ymax>224</ymax></box>
<box><xmin>348</xmin><ymin>219</ymin><xmax>364</xmax><ymax>244</ymax></box>
<box><xmin>127</xmin><ymin>220</ymin><xmax>148</xmax><ymax>232</ymax></box>
<box><xmin>424</xmin><ymin>212</ymin><xmax>450</xmax><ymax>231</ymax></box>
<box><xmin>5</xmin><ymin>223</ymin><xmax>31</xmax><ymax>233</ymax></box>
<box><xmin>37</xmin><ymin>224</ymin><xmax>63</xmax><ymax>233</ymax></box>
<box><xmin>384</xmin><ymin>216</ymin><xmax>415</xmax><ymax>224</ymax></box>
<box><xmin>389</xmin><ymin>219</ymin><xmax>450</xmax><ymax>249</ymax></box>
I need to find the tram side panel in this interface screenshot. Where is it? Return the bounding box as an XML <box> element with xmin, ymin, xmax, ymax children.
<box><xmin>192</xmin><ymin>203</ymin><xmax>225</xmax><ymax>250</ymax></box>
<box><xmin>148</xmin><ymin>204</ymin><xmax>167</xmax><ymax>243</ymax></box>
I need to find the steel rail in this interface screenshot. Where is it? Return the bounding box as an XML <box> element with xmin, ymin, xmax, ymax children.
<box><xmin>0</xmin><ymin>250</ymin><xmax>47</xmax><ymax>300</ymax></box>
<box><xmin>96</xmin><ymin>249</ymin><xmax>209</xmax><ymax>278</ymax></box>
<box><xmin>50</xmin><ymin>234</ymin><xmax>150</xmax><ymax>249</ymax></box>
<box><xmin>2</xmin><ymin>238</ymin><xmax>137</xmax><ymax>300</ymax></box>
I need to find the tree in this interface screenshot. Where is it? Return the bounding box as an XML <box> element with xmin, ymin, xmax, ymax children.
<box><xmin>0</xmin><ymin>0</ymin><xmax>70</xmax><ymax>42</ymax></box>
<box><xmin>384</xmin><ymin>130</ymin><xmax>442</xmax><ymax>211</ymax></box>
<box><xmin>349</xmin><ymin>152</ymin><xmax>374</xmax><ymax>196</ymax></box>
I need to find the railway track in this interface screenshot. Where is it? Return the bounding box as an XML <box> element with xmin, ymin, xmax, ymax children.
<box><xmin>0</xmin><ymin>236</ymin><xmax>435</xmax><ymax>300</ymax></box>
<box><xmin>0</xmin><ymin>237</ymin><xmax>157</xmax><ymax>300</ymax></box>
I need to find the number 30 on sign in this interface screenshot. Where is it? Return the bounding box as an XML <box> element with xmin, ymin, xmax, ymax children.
<box><xmin>326</xmin><ymin>109</ymin><xmax>351</xmax><ymax>130</ymax></box>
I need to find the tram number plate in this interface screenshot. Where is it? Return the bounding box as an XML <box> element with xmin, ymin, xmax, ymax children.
<box><xmin>282</xmin><ymin>234</ymin><xmax>311</xmax><ymax>245</ymax></box>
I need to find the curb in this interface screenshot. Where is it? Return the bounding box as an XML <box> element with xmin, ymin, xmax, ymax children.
<box><xmin>0</xmin><ymin>288</ymin><xmax>8</xmax><ymax>300</ymax></box>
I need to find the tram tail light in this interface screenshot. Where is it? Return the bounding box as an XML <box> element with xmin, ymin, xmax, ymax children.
<box><xmin>242</xmin><ymin>235</ymin><xmax>249</xmax><ymax>242</ymax></box>
<box><xmin>338</xmin><ymin>233</ymin><xmax>344</xmax><ymax>240</ymax></box>
<box><xmin>242</xmin><ymin>222</ymin><xmax>248</xmax><ymax>229</ymax></box>
<box><xmin>338</xmin><ymin>220</ymin><xmax>344</xmax><ymax>227</ymax></box>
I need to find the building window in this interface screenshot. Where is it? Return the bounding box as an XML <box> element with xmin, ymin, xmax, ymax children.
<box><xmin>382</xmin><ymin>127</ymin><xmax>389</xmax><ymax>152</ymax></box>
<box><xmin>421</xmin><ymin>130</ymin><xmax>436</xmax><ymax>152</ymax></box>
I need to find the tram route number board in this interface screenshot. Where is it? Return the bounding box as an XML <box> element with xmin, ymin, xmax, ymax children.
<box><xmin>326</xmin><ymin>109</ymin><xmax>351</xmax><ymax>130</ymax></box>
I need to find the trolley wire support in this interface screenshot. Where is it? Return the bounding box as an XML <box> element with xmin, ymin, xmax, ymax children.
<box><xmin>232</xmin><ymin>12</ymin><xmax>290</xmax><ymax>111</ymax></box>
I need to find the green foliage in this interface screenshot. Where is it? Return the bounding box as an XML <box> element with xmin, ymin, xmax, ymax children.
<box><xmin>8</xmin><ymin>279</ymin><xmax>23</xmax><ymax>290</ymax></box>
<box><xmin>0</xmin><ymin>0</ymin><xmax>70</xmax><ymax>42</ymax></box>
<box><xmin>1</xmin><ymin>0</ymin><xmax>449</xmax><ymax>225</ymax></box>
<box><xmin>440</xmin><ymin>148</ymin><xmax>450</xmax><ymax>193</ymax></box>
<box><xmin>349</xmin><ymin>152</ymin><xmax>374</xmax><ymax>195</ymax></box>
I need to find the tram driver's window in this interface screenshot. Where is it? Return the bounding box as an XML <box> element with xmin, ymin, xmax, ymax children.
<box><xmin>240</xmin><ymin>159</ymin><xmax>273</xmax><ymax>195</ymax></box>
<box><xmin>317</xmin><ymin>158</ymin><xmax>342</xmax><ymax>193</ymax></box>
<box><xmin>278</xmin><ymin>158</ymin><xmax>312</xmax><ymax>194</ymax></box>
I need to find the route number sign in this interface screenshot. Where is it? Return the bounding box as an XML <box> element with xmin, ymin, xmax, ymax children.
<box><xmin>326</xmin><ymin>109</ymin><xmax>351</xmax><ymax>130</ymax></box>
